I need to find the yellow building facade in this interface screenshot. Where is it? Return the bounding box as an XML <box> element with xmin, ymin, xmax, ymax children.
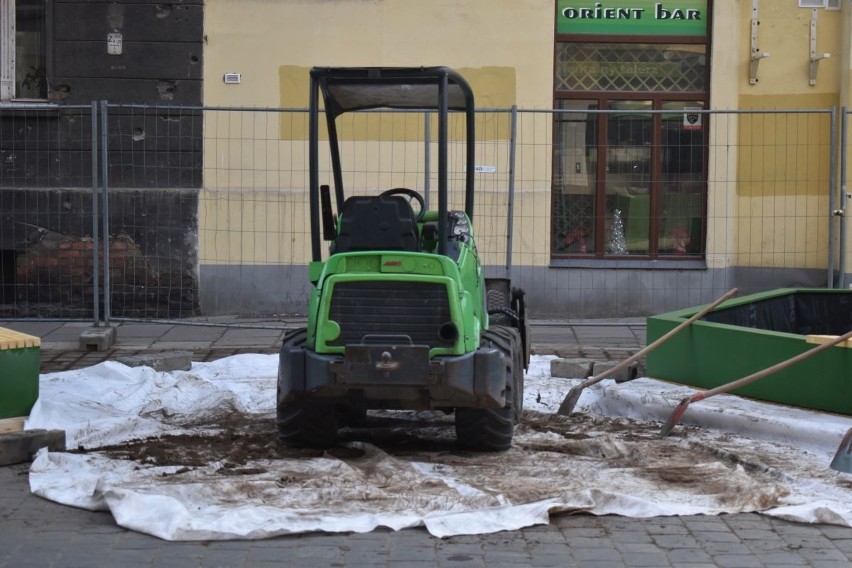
<box><xmin>198</xmin><ymin>0</ymin><xmax>852</xmax><ymax>317</ymax></box>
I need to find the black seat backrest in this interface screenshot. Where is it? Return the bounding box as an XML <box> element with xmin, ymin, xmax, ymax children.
<box><xmin>334</xmin><ymin>195</ymin><xmax>420</xmax><ymax>253</ymax></box>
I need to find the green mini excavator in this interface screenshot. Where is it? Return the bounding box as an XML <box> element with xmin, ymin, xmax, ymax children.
<box><xmin>277</xmin><ymin>67</ymin><xmax>530</xmax><ymax>450</ymax></box>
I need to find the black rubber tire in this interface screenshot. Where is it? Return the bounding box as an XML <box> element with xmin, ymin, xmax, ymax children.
<box><xmin>276</xmin><ymin>328</ymin><xmax>338</xmax><ymax>447</ymax></box>
<box><xmin>454</xmin><ymin>326</ymin><xmax>523</xmax><ymax>451</ymax></box>
<box><xmin>511</xmin><ymin>287</ymin><xmax>532</xmax><ymax>371</ymax></box>
<box><xmin>277</xmin><ymin>403</ymin><xmax>339</xmax><ymax>448</ymax></box>
<box><xmin>486</xmin><ymin>288</ymin><xmax>512</xmax><ymax>326</ymax></box>
<box><xmin>455</xmin><ymin>406</ymin><xmax>514</xmax><ymax>452</ymax></box>
<box><xmin>490</xmin><ymin>325</ymin><xmax>524</xmax><ymax>419</ymax></box>
<box><xmin>339</xmin><ymin>405</ymin><xmax>368</xmax><ymax>427</ymax></box>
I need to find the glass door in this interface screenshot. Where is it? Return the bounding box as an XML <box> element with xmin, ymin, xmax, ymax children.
<box><xmin>553</xmin><ymin>99</ymin><xmax>598</xmax><ymax>255</ymax></box>
<box><xmin>552</xmin><ymin>39</ymin><xmax>709</xmax><ymax>260</ymax></box>
<box><xmin>658</xmin><ymin>101</ymin><xmax>705</xmax><ymax>255</ymax></box>
<box><xmin>604</xmin><ymin>101</ymin><xmax>652</xmax><ymax>255</ymax></box>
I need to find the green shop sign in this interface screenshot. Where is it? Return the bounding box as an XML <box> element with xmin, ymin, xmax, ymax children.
<box><xmin>557</xmin><ymin>0</ymin><xmax>707</xmax><ymax>37</ymax></box>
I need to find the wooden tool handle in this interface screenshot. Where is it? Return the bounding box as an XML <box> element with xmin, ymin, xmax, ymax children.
<box><xmin>806</xmin><ymin>334</ymin><xmax>852</xmax><ymax>348</ymax></box>
<box><xmin>583</xmin><ymin>288</ymin><xmax>738</xmax><ymax>386</ymax></box>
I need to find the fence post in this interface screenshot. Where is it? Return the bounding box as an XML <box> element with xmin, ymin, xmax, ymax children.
<box><xmin>424</xmin><ymin>111</ymin><xmax>431</xmax><ymax>209</ymax></box>
<box><xmin>828</xmin><ymin>107</ymin><xmax>837</xmax><ymax>288</ymax></box>
<box><xmin>840</xmin><ymin>107</ymin><xmax>848</xmax><ymax>288</ymax></box>
<box><xmin>100</xmin><ymin>101</ymin><xmax>111</xmax><ymax>325</ymax></box>
<box><xmin>505</xmin><ymin>105</ymin><xmax>518</xmax><ymax>279</ymax></box>
<box><xmin>90</xmin><ymin>101</ymin><xmax>100</xmax><ymax>327</ymax></box>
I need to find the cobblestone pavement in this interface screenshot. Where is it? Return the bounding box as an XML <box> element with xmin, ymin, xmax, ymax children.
<box><xmin>3</xmin><ymin>459</ymin><xmax>851</xmax><ymax>568</ymax></box>
<box><xmin>1</xmin><ymin>320</ymin><xmax>851</xmax><ymax>567</ymax></box>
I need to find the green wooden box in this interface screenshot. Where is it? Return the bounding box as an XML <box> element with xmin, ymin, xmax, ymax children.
<box><xmin>0</xmin><ymin>328</ymin><xmax>41</xmax><ymax>419</ymax></box>
<box><xmin>646</xmin><ymin>289</ymin><xmax>852</xmax><ymax>416</ymax></box>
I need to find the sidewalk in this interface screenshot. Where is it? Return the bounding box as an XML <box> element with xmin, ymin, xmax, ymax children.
<box><xmin>2</xmin><ymin>318</ymin><xmax>648</xmax><ymax>373</ymax></box>
<box><xmin>3</xmin><ymin>319</ymin><xmax>298</xmax><ymax>373</ymax></box>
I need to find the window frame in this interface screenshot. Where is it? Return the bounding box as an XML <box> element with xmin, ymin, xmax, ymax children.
<box><xmin>0</xmin><ymin>0</ymin><xmax>15</xmax><ymax>100</ymax></box>
<box><xmin>551</xmin><ymin>31</ymin><xmax>712</xmax><ymax>262</ymax></box>
<box><xmin>1</xmin><ymin>0</ymin><xmax>51</xmax><ymax>102</ymax></box>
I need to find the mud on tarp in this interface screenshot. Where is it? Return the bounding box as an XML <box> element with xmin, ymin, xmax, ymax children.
<box><xmin>25</xmin><ymin>355</ymin><xmax>852</xmax><ymax>541</ymax></box>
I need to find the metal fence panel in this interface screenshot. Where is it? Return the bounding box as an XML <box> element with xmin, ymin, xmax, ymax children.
<box><xmin>0</xmin><ymin>103</ymin><xmax>845</xmax><ymax>322</ymax></box>
<box><xmin>0</xmin><ymin>103</ymin><xmax>99</xmax><ymax>319</ymax></box>
<box><xmin>508</xmin><ymin>108</ymin><xmax>837</xmax><ymax>317</ymax></box>
<box><xmin>840</xmin><ymin>108</ymin><xmax>850</xmax><ymax>289</ymax></box>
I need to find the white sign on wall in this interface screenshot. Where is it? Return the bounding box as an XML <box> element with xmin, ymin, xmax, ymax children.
<box><xmin>683</xmin><ymin>107</ymin><xmax>702</xmax><ymax>131</ymax></box>
<box><xmin>107</xmin><ymin>33</ymin><xmax>123</xmax><ymax>55</ymax></box>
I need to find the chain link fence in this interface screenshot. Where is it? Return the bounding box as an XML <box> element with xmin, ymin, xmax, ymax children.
<box><xmin>0</xmin><ymin>103</ymin><xmax>99</xmax><ymax>320</ymax></box>
<box><xmin>1</xmin><ymin>103</ymin><xmax>848</xmax><ymax>322</ymax></box>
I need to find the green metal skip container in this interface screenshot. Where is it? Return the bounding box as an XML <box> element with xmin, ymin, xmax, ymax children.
<box><xmin>646</xmin><ymin>289</ymin><xmax>852</xmax><ymax>416</ymax></box>
<box><xmin>0</xmin><ymin>328</ymin><xmax>41</xmax><ymax>419</ymax></box>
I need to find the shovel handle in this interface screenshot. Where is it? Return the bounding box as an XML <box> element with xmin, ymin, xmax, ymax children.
<box><xmin>699</xmin><ymin>329</ymin><xmax>852</xmax><ymax>400</ymax></box>
<box><xmin>579</xmin><ymin>288</ymin><xmax>738</xmax><ymax>389</ymax></box>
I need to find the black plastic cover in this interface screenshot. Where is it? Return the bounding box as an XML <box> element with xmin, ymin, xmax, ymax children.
<box><xmin>702</xmin><ymin>291</ymin><xmax>851</xmax><ymax>335</ymax></box>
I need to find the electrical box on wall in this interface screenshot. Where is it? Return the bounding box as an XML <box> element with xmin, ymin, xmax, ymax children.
<box><xmin>798</xmin><ymin>0</ymin><xmax>840</xmax><ymax>9</ymax></box>
<box><xmin>223</xmin><ymin>73</ymin><xmax>241</xmax><ymax>85</ymax></box>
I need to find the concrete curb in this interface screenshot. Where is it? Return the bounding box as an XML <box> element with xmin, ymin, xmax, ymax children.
<box><xmin>0</xmin><ymin>429</ymin><xmax>66</xmax><ymax>466</ymax></box>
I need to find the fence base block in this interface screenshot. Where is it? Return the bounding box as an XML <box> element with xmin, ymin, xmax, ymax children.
<box><xmin>79</xmin><ymin>327</ymin><xmax>117</xmax><ymax>352</ymax></box>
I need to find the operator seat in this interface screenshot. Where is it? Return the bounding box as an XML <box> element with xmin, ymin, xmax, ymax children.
<box><xmin>334</xmin><ymin>195</ymin><xmax>420</xmax><ymax>253</ymax></box>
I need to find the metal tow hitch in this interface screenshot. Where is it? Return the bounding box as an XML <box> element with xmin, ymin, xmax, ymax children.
<box><xmin>375</xmin><ymin>351</ymin><xmax>400</xmax><ymax>373</ymax></box>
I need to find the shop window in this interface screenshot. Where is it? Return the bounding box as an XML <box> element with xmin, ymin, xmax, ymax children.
<box><xmin>553</xmin><ymin>42</ymin><xmax>708</xmax><ymax>260</ymax></box>
<box><xmin>1</xmin><ymin>0</ymin><xmax>47</xmax><ymax>100</ymax></box>
<box><xmin>556</xmin><ymin>43</ymin><xmax>707</xmax><ymax>93</ymax></box>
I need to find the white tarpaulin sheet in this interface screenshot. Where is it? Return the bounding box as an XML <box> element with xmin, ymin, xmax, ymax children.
<box><xmin>26</xmin><ymin>354</ymin><xmax>852</xmax><ymax>540</ymax></box>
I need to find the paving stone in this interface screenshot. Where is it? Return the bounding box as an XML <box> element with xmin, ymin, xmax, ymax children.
<box><xmin>0</xmin><ymin>429</ymin><xmax>65</xmax><ymax>465</ymax></box>
<box><xmin>529</xmin><ymin>554</ymin><xmax>577</xmax><ymax>567</ymax></box>
<box><xmin>114</xmin><ymin>351</ymin><xmax>193</xmax><ymax>372</ymax></box>
<box><xmin>753</xmin><ymin>551</ymin><xmax>809</xmax><ymax>565</ymax></box>
<box><xmin>695</xmin><ymin>531</ymin><xmax>741</xmax><ymax>544</ymax></box>
<box><xmin>710</xmin><ymin>553</ymin><xmax>764</xmax><ymax>567</ymax></box>
<box><xmin>799</xmin><ymin>547</ymin><xmax>850</xmax><ymax>561</ymax></box>
<box><xmin>620</xmin><ymin>551</ymin><xmax>671</xmax><ymax>567</ymax></box>
<box><xmin>550</xmin><ymin>358</ymin><xmax>595</xmax><ymax>379</ymax></box>
<box><xmin>643</xmin><ymin>520</ymin><xmax>689</xmax><ymax>535</ymax></box>
<box><xmin>591</xmin><ymin>360</ymin><xmax>643</xmax><ymax>383</ymax></box>
<box><xmin>666</xmin><ymin>548</ymin><xmax>713</xmax><ymax>563</ymax></box>
<box><xmin>735</xmin><ymin>529</ymin><xmax>778</xmax><ymax>540</ymax></box>
<box><xmin>569</xmin><ymin>546</ymin><xmax>622</xmax><ymax>562</ymax></box>
<box><xmin>832</xmin><ymin>538</ymin><xmax>852</xmax><ymax>553</ymax></box>
<box><xmin>610</xmin><ymin>530</ymin><xmax>653</xmax><ymax>544</ymax></box>
<box><xmin>652</xmin><ymin>534</ymin><xmax>701</xmax><ymax>549</ymax></box>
